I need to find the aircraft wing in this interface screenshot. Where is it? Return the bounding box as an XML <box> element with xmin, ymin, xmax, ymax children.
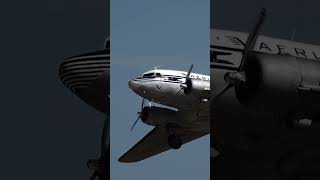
<box><xmin>119</xmin><ymin>126</ymin><xmax>207</xmax><ymax>163</ymax></box>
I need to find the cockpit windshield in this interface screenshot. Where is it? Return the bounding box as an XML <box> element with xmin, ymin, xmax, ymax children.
<box><xmin>142</xmin><ymin>73</ymin><xmax>155</xmax><ymax>78</ymax></box>
<box><xmin>142</xmin><ymin>72</ymin><xmax>162</xmax><ymax>78</ymax></box>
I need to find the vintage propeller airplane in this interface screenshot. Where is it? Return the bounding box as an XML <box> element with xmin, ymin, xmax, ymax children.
<box><xmin>119</xmin><ymin>65</ymin><xmax>210</xmax><ymax>162</ymax></box>
<box><xmin>211</xmin><ymin>9</ymin><xmax>320</xmax><ymax>179</ymax></box>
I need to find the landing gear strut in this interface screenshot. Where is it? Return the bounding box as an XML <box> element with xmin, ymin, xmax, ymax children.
<box><xmin>166</xmin><ymin>123</ymin><xmax>182</xmax><ymax>149</ymax></box>
<box><xmin>88</xmin><ymin>116</ymin><xmax>109</xmax><ymax>180</ymax></box>
<box><xmin>87</xmin><ymin>158</ymin><xmax>102</xmax><ymax>180</ymax></box>
<box><xmin>168</xmin><ymin>134</ymin><xmax>182</xmax><ymax>149</ymax></box>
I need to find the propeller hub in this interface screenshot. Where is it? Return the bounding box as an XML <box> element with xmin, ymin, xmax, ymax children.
<box><xmin>131</xmin><ymin>98</ymin><xmax>150</xmax><ymax>131</ymax></box>
<box><xmin>224</xmin><ymin>72</ymin><xmax>246</xmax><ymax>85</ymax></box>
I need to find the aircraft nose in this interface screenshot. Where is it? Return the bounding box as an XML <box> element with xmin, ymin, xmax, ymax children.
<box><xmin>128</xmin><ymin>80</ymin><xmax>132</xmax><ymax>88</ymax></box>
<box><xmin>128</xmin><ymin>80</ymin><xmax>138</xmax><ymax>90</ymax></box>
<box><xmin>128</xmin><ymin>80</ymin><xmax>144</xmax><ymax>94</ymax></box>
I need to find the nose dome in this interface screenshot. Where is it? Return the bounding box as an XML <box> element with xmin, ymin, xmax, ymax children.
<box><xmin>128</xmin><ymin>80</ymin><xmax>144</xmax><ymax>91</ymax></box>
<box><xmin>128</xmin><ymin>80</ymin><xmax>136</xmax><ymax>89</ymax></box>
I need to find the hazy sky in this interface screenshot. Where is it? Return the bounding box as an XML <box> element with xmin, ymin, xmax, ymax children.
<box><xmin>0</xmin><ymin>0</ymin><xmax>107</xmax><ymax>179</ymax></box>
<box><xmin>110</xmin><ymin>0</ymin><xmax>210</xmax><ymax>179</ymax></box>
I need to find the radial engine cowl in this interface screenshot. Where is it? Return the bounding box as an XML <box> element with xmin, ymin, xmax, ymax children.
<box><xmin>184</xmin><ymin>79</ymin><xmax>210</xmax><ymax>96</ymax></box>
<box><xmin>236</xmin><ymin>53</ymin><xmax>320</xmax><ymax>111</ymax></box>
<box><xmin>140</xmin><ymin>106</ymin><xmax>177</xmax><ymax>126</ymax></box>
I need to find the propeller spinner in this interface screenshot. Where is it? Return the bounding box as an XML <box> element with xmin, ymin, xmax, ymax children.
<box><xmin>130</xmin><ymin>98</ymin><xmax>152</xmax><ymax>131</ymax></box>
<box><xmin>177</xmin><ymin>64</ymin><xmax>194</xmax><ymax>95</ymax></box>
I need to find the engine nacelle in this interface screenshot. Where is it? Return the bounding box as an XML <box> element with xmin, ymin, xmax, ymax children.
<box><xmin>236</xmin><ymin>53</ymin><xmax>320</xmax><ymax>112</ymax></box>
<box><xmin>141</xmin><ymin>106</ymin><xmax>177</xmax><ymax>126</ymax></box>
<box><xmin>184</xmin><ymin>79</ymin><xmax>210</xmax><ymax>99</ymax></box>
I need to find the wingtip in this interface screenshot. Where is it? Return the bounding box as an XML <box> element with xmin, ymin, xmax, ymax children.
<box><xmin>118</xmin><ymin>152</ymin><xmax>143</xmax><ymax>163</ymax></box>
<box><xmin>118</xmin><ymin>153</ymin><xmax>131</xmax><ymax>163</ymax></box>
<box><xmin>118</xmin><ymin>156</ymin><xmax>137</xmax><ymax>163</ymax></box>
<box><xmin>118</xmin><ymin>157</ymin><xmax>126</xmax><ymax>163</ymax></box>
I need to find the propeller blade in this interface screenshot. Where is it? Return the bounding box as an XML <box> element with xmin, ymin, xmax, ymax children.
<box><xmin>131</xmin><ymin>98</ymin><xmax>146</xmax><ymax>131</ymax></box>
<box><xmin>175</xmin><ymin>65</ymin><xmax>194</xmax><ymax>95</ymax></box>
<box><xmin>104</xmin><ymin>38</ymin><xmax>110</xmax><ymax>49</ymax></box>
<box><xmin>211</xmin><ymin>83</ymin><xmax>234</xmax><ymax>104</ymax></box>
<box><xmin>90</xmin><ymin>172</ymin><xmax>98</xmax><ymax>180</ymax></box>
<box><xmin>186</xmin><ymin>64</ymin><xmax>193</xmax><ymax>79</ymax></box>
<box><xmin>141</xmin><ymin>98</ymin><xmax>145</xmax><ymax>110</ymax></box>
<box><xmin>101</xmin><ymin>116</ymin><xmax>109</xmax><ymax>155</ymax></box>
<box><xmin>130</xmin><ymin>115</ymin><xmax>141</xmax><ymax>131</ymax></box>
<box><xmin>239</xmin><ymin>8</ymin><xmax>267</xmax><ymax>71</ymax></box>
<box><xmin>176</xmin><ymin>87</ymin><xmax>184</xmax><ymax>95</ymax></box>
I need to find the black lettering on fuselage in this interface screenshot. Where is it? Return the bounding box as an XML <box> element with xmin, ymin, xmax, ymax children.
<box><xmin>277</xmin><ymin>45</ymin><xmax>287</xmax><ymax>54</ymax></box>
<box><xmin>295</xmin><ymin>48</ymin><xmax>307</xmax><ymax>58</ymax></box>
<box><xmin>226</xmin><ymin>36</ymin><xmax>246</xmax><ymax>47</ymax></box>
<box><xmin>213</xmin><ymin>33</ymin><xmax>320</xmax><ymax>61</ymax></box>
<box><xmin>259</xmin><ymin>42</ymin><xmax>272</xmax><ymax>52</ymax></box>
<box><xmin>312</xmin><ymin>51</ymin><xmax>320</xmax><ymax>60</ymax></box>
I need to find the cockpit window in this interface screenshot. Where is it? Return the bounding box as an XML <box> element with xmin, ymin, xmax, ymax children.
<box><xmin>143</xmin><ymin>73</ymin><xmax>155</xmax><ymax>78</ymax></box>
<box><xmin>156</xmin><ymin>73</ymin><xmax>161</xmax><ymax>77</ymax></box>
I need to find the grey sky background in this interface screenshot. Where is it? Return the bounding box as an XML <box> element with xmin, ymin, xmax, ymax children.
<box><xmin>0</xmin><ymin>0</ymin><xmax>107</xmax><ymax>179</ymax></box>
<box><xmin>111</xmin><ymin>0</ymin><xmax>209</xmax><ymax>179</ymax></box>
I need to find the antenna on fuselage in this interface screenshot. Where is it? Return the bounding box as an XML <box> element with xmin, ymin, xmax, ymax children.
<box><xmin>290</xmin><ymin>28</ymin><xmax>296</xmax><ymax>41</ymax></box>
<box><xmin>104</xmin><ymin>37</ymin><xmax>110</xmax><ymax>49</ymax></box>
<box><xmin>153</xmin><ymin>65</ymin><xmax>164</xmax><ymax>70</ymax></box>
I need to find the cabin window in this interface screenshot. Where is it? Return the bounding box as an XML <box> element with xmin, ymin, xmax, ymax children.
<box><xmin>156</xmin><ymin>73</ymin><xmax>161</xmax><ymax>77</ymax></box>
<box><xmin>168</xmin><ymin>77</ymin><xmax>179</xmax><ymax>81</ymax></box>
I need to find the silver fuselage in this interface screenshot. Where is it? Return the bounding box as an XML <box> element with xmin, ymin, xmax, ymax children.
<box><xmin>129</xmin><ymin>69</ymin><xmax>210</xmax><ymax>110</ymax></box>
<box><xmin>129</xmin><ymin>69</ymin><xmax>210</xmax><ymax>132</ymax></box>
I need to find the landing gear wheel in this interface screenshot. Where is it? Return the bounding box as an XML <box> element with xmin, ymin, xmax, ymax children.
<box><xmin>168</xmin><ymin>134</ymin><xmax>182</xmax><ymax>149</ymax></box>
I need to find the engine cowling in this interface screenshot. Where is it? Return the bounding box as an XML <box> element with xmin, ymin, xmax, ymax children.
<box><xmin>184</xmin><ymin>79</ymin><xmax>210</xmax><ymax>99</ymax></box>
<box><xmin>236</xmin><ymin>53</ymin><xmax>320</xmax><ymax>112</ymax></box>
<box><xmin>140</xmin><ymin>106</ymin><xmax>177</xmax><ymax>126</ymax></box>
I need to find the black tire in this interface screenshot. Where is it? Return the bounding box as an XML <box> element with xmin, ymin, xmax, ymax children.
<box><xmin>168</xmin><ymin>134</ymin><xmax>182</xmax><ymax>149</ymax></box>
